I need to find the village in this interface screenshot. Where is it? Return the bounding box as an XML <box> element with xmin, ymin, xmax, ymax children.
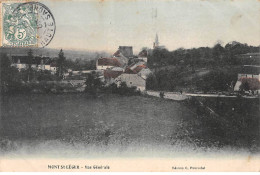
<box><xmin>4</xmin><ymin>34</ymin><xmax>260</xmax><ymax>100</ymax></box>
<box><xmin>8</xmin><ymin>45</ymin><xmax>149</xmax><ymax>93</ymax></box>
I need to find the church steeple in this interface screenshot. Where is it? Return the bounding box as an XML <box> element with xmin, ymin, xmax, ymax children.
<box><xmin>153</xmin><ymin>33</ymin><xmax>159</xmax><ymax>49</ymax></box>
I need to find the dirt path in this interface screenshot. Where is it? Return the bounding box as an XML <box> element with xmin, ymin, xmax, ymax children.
<box><xmin>146</xmin><ymin>90</ymin><xmax>259</xmax><ymax>100</ymax></box>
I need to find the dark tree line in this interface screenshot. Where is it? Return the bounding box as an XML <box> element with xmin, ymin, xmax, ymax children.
<box><xmin>56</xmin><ymin>49</ymin><xmax>66</xmax><ymax>78</ymax></box>
<box><xmin>64</xmin><ymin>59</ymin><xmax>96</xmax><ymax>71</ymax></box>
<box><xmin>146</xmin><ymin>41</ymin><xmax>259</xmax><ymax>92</ymax></box>
<box><xmin>0</xmin><ymin>53</ymin><xmax>20</xmax><ymax>93</ymax></box>
<box><xmin>148</xmin><ymin>42</ymin><xmax>259</xmax><ymax>68</ymax></box>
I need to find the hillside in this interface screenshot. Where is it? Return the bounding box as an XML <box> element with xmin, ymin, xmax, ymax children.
<box><xmin>147</xmin><ymin>42</ymin><xmax>259</xmax><ymax>92</ymax></box>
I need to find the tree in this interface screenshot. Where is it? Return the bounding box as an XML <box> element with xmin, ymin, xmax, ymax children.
<box><xmin>146</xmin><ymin>74</ymin><xmax>158</xmax><ymax>90</ymax></box>
<box><xmin>0</xmin><ymin>53</ymin><xmax>19</xmax><ymax>93</ymax></box>
<box><xmin>57</xmin><ymin>49</ymin><xmax>66</xmax><ymax>78</ymax></box>
<box><xmin>84</xmin><ymin>60</ymin><xmax>96</xmax><ymax>70</ymax></box>
<box><xmin>85</xmin><ymin>71</ymin><xmax>103</xmax><ymax>95</ymax></box>
<box><xmin>0</xmin><ymin>53</ymin><xmax>11</xmax><ymax>92</ymax></box>
<box><xmin>37</xmin><ymin>70</ymin><xmax>57</xmax><ymax>81</ymax></box>
<box><xmin>117</xmin><ymin>82</ymin><xmax>137</xmax><ymax>95</ymax></box>
<box><xmin>159</xmin><ymin>91</ymin><xmax>165</xmax><ymax>98</ymax></box>
<box><xmin>212</xmin><ymin>44</ymin><xmax>225</xmax><ymax>63</ymax></box>
<box><xmin>27</xmin><ymin>49</ymin><xmax>33</xmax><ymax>82</ymax></box>
<box><xmin>27</xmin><ymin>49</ymin><xmax>33</xmax><ymax>68</ymax></box>
<box><xmin>148</xmin><ymin>48</ymin><xmax>170</xmax><ymax>67</ymax></box>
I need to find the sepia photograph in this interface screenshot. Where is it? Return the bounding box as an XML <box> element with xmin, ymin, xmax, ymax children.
<box><xmin>0</xmin><ymin>0</ymin><xmax>259</xmax><ymax>172</ymax></box>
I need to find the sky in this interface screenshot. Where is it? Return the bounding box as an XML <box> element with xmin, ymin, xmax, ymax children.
<box><xmin>42</xmin><ymin>0</ymin><xmax>260</xmax><ymax>54</ymax></box>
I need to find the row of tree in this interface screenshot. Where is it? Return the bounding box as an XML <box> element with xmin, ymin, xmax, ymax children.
<box><xmin>146</xmin><ymin>41</ymin><xmax>259</xmax><ymax>92</ymax></box>
<box><xmin>147</xmin><ymin>42</ymin><xmax>259</xmax><ymax>68</ymax></box>
<box><xmin>64</xmin><ymin>59</ymin><xmax>96</xmax><ymax>71</ymax></box>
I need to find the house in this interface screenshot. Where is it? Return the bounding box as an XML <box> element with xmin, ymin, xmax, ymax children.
<box><xmin>113</xmin><ymin>49</ymin><xmax>129</xmax><ymax>67</ymax></box>
<box><xmin>118</xmin><ymin>46</ymin><xmax>133</xmax><ymax>59</ymax></box>
<box><xmin>96</xmin><ymin>57</ymin><xmax>122</xmax><ymax>70</ymax></box>
<box><xmin>66</xmin><ymin>70</ymin><xmax>95</xmax><ymax>79</ymax></box>
<box><xmin>37</xmin><ymin>59</ymin><xmax>46</xmax><ymax>70</ymax></box>
<box><xmin>50</xmin><ymin>62</ymin><xmax>57</xmax><ymax>74</ymax></box>
<box><xmin>115</xmin><ymin>73</ymin><xmax>146</xmax><ymax>91</ymax></box>
<box><xmin>10</xmin><ymin>55</ymin><xmax>57</xmax><ymax>73</ymax></box>
<box><xmin>234</xmin><ymin>65</ymin><xmax>260</xmax><ymax>92</ymax></box>
<box><xmin>111</xmin><ymin>67</ymin><xmax>124</xmax><ymax>72</ymax></box>
<box><xmin>112</xmin><ymin>46</ymin><xmax>135</xmax><ymax>67</ymax></box>
<box><xmin>235</xmin><ymin>53</ymin><xmax>260</xmax><ymax>65</ymax></box>
<box><xmin>104</xmin><ymin>69</ymin><xmax>123</xmax><ymax>85</ymax></box>
<box><xmin>138</xmin><ymin>50</ymin><xmax>148</xmax><ymax>62</ymax></box>
<box><xmin>125</xmin><ymin>61</ymin><xmax>147</xmax><ymax>74</ymax></box>
<box><xmin>11</xmin><ymin>55</ymin><xmax>28</xmax><ymax>70</ymax></box>
<box><xmin>137</xmin><ymin>68</ymin><xmax>152</xmax><ymax>80</ymax></box>
<box><xmin>237</xmin><ymin>65</ymin><xmax>260</xmax><ymax>81</ymax></box>
<box><xmin>43</xmin><ymin>58</ymin><xmax>52</xmax><ymax>71</ymax></box>
<box><xmin>11</xmin><ymin>55</ymin><xmax>38</xmax><ymax>70</ymax></box>
<box><xmin>43</xmin><ymin>64</ymin><xmax>51</xmax><ymax>71</ymax></box>
<box><xmin>42</xmin><ymin>59</ymin><xmax>57</xmax><ymax>74</ymax></box>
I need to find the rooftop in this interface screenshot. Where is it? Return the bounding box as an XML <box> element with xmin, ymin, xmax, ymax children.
<box><xmin>97</xmin><ymin>57</ymin><xmax>122</xmax><ymax>67</ymax></box>
<box><xmin>240</xmin><ymin>65</ymin><xmax>260</xmax><ymax>75</ymax></box>
<box><xmin>104</xmin><ymin>69</ymin><xmax>123</xmax><ymax>79</ymax></box>
<box><xmin>138</xmin><ymin>50</ymin><xmax>148</xmax><ymax>57</ymax></box>
<box><xmin>12</xmin><ymin>55</ymin><xmax>54</xmax><ymax>65</ymax></box>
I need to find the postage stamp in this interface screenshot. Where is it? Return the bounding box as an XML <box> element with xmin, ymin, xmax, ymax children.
<box><xmin>1</xmin><ymin>1</ymin><xmax>55</xmax><ymax>47</ymax></box>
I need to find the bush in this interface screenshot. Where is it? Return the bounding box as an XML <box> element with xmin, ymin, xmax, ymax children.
<box><xmin>37</xmin><ymin>70</ymin><xmax>58</xmax><ymax>81</ymax></box>
<box><xmin>85</xmin><ymin>72</ymin><xmax>103</xmax><ymax>95</ymax></box>
<box><xmin>102</xmin><ymin>82</ymin><xmax>141</xmax><ymax>96</ymax></box>
<box><xmin>117</xmin><ymin>82</ymin><xmax>139</xmax><ymax>96</ymax></box>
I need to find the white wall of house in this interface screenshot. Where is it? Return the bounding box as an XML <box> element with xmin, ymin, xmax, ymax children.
<box><xmin>111</xmin><ymin>67</ymin><xmax>124</xmax><ymax>71</ymax></box>
<box><xmin>50</xmin><ymin>67</ymin><xmax>57</xmax><ymax>74</ymax></box>
<box><xmin>138</xmin><ymin>57</ymin><xmax>147</xmax><ymax>62</ymax></box>
<box><xmin>138</xmin><ymin>68</ymin><xmax>152</xmax><ymax>80</ymax></box>
<box><xmin>14</xmin><ymin>63</ymin><xmax>27</xmax><ymax>70</ymax></box>
<box><xmin>136</xmin><ymin>86</ymin><xmax>146</xmax><ymax>91</ymax></box>
<box><xmin>96</xmin><ymin>65</ymin><xmax>114</xmax><ymax>70</ymax></box>
<box><xmin>44</xmin><ymin>65</ymin><xmax>51</xmax><ymax>71</ymax></box>
<box><xmin>234</xmin><ymin>81</ymin><xmax>242</xmax><ymax>91</ymax></box>
<box><xmin>31</xmin><ymin>64</ymin><xmax>37</xmax><ymax>69</ymax></box>
<box><xmin>38</xmin><ymin>65</ymin><xmax>45</xmax><ymax>70</ymax></box>
<box><xmin>81</xmin><ymin>70</ymin><xmax>93</xmax><ymax>74</ymax></box>
<box><xmin>50</xmin><ymin>67</ymin><xmax>57</xmax><ymax>71</ymax></box>
<box><xmin>115</xmin><ymin>74</ymin><xmax>146</xmax><ymax>91</ymax></box>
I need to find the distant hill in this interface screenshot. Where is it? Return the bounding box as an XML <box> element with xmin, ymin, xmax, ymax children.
<box><xmin>0</xmin><ymin>47</ymin><xmax>110</xmax><ymax>61</ymax></box>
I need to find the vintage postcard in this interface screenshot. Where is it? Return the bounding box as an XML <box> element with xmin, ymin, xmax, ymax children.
<box><xmin>0</xmin><ymin>0</ymin><xmax>259</xmax><ymax>172</ymax></box>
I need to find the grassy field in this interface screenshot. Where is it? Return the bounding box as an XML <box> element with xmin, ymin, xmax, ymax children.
<box><xmin>179</xmin><ymin>97</ymin><xmax>259</xmax><ymax>152</ymax></box>
<box><xmin>0</xmin><ymin>93</ymin><xmax>259</xmax><ymax>157</ymax></box>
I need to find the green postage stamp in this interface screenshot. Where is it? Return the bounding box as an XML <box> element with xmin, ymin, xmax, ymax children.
<box><xmin>1</xmin><ymin>1</ymin><xmax>55</xmax><ymax>47</ymax></box>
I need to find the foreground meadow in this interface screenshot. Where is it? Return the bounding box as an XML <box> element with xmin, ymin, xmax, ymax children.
<box><xmin>0</xmin><ymin>93</ymin><xmax>259</xmax><ymax>158</ymax></box>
